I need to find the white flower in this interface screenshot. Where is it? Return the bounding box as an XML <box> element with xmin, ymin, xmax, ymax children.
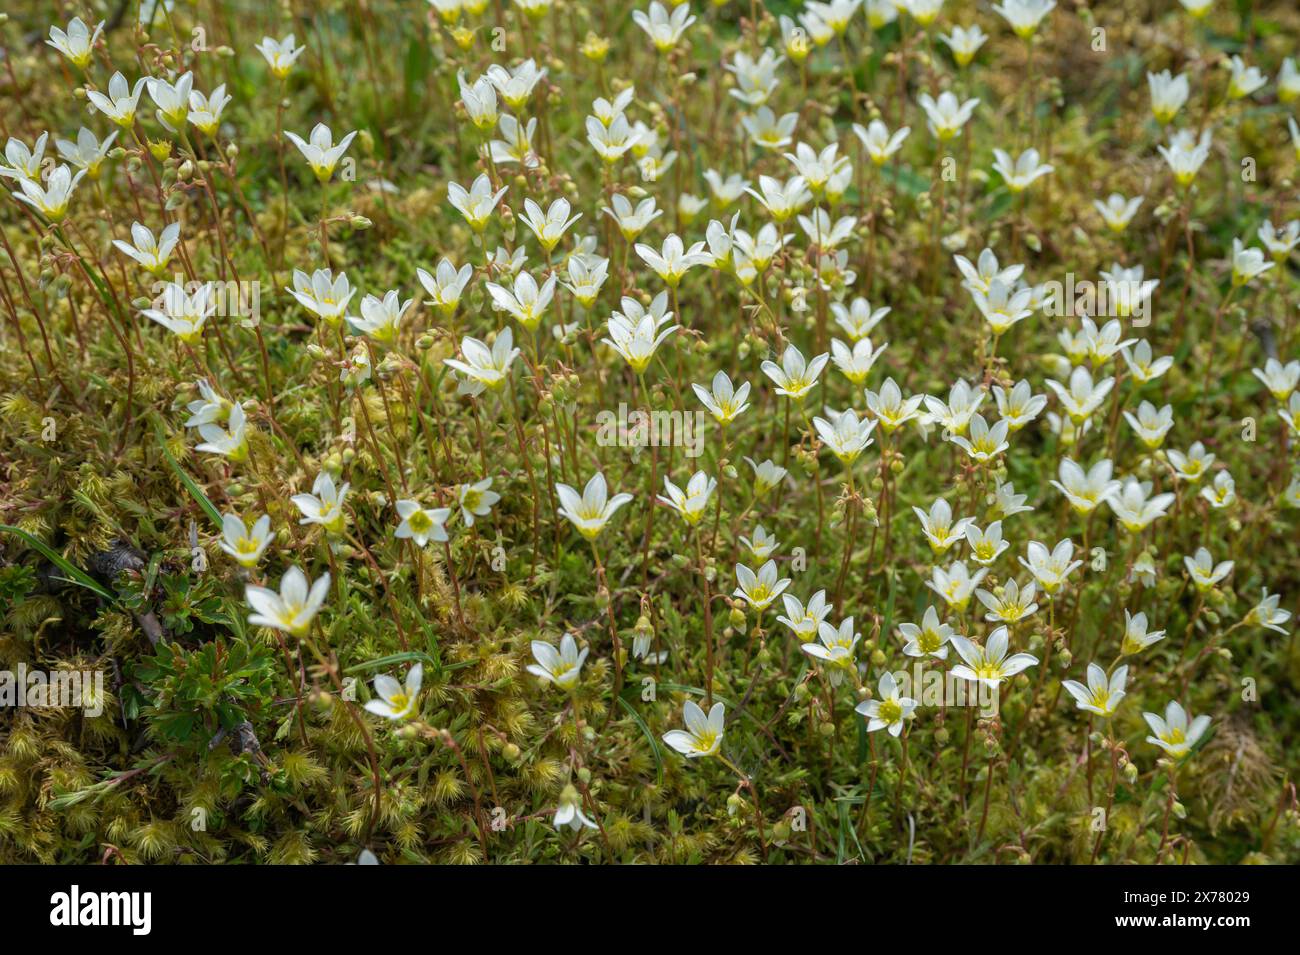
<box><xmin>784</xmin><ymin>142</ymin><xmax>850</xmax><ymax>195</ymax></box>
<box><xmin>113</xmin><ymin>222</ymin><xmax>181</xmax><ymax>275</ymax></box>
<box><xmin>976</xmin><ymin>576</ymin><xmax>1039</xmax><ymax>623</ymax></box>
<box><xmin>991</xmin><ymin>481</ymin><xmax>1034</xmax><ymax>518</ymax></box>
<box><xmin>55</xmin><ymin>127</ymin><xmax>117</xmax><ymax>179</ymax></box>
<box><xmin>703</xmin><ymin>170</ymin><xmax>750</xmax><ymax>208</ymax></box>
<box><xmin>1157</xmin><ymin>128</ymin><xmax>1212</xmax><ymax>187</ymax></box>
<box><xmin>487</xmin><ymin>271</ymin><xmax>556</xmax><ymax>331</ymax></box>
<box><xmin>1226</xmin><ymin>55</ymin><xmax>1266</xmax><ymax>100</ymax></box>
<box><xmin>734</xmin><ymin>559</ymin><xmax>791</xmax><ymax>612</ymax></box>
<box><xmin>350</xmin><ymin>290</ymin><xmax>413</xmax><ymax>345</ymax></box>
<box><xmin>1230</xmin><ymin>238</ymin><xmax>1273</xmax><ymax>286</ymax></box>
<box><xmin>762</xmin><ymin>344</ymin><xmax>829</xmax><ymax>401</ymax></box>
<box><xmin>865</xmin><ymin>377</ymin><xmax>925</xmax><ymax>432</ymax></box>
<box><xmin>802</xmin><ymin>617</ymin><xmax>860</xmax><ymax>684</ymax></box>
<box><xmin>85</xmin><ymin>72</ymin><xmax>148</xmax><ymax>127</ymax></box>
<box><xmin>662</xmin><ymin>700</ymin><xmax>725</xmax><ymax>758</ymax></box>
<box><xmin>726</xmin><ymin>49</ymin><xmax>784</xmax><ymax>107</ymax></box>
<box><xmin>393</xmin><ymin>500</ymin><xmax>451</xmax><ymax>547</ymax></box>
<box><xmin>951</xmin><ymin>627</ymin><xmax>1038</xmax><ymax>687</ymax></box>
<box><xmin>939</xmin><ymin>23</ymin><xmax>988</xmax><ymax>66</ymax></box>
<box><xmin>924</xmin><ymin>380</ymin><xmax>986</xmax><ymax>436</ymax></box>
<box><xmin>1166</xmin><ymin>441</ymin><xmax>1214</xmax><ymax>482</ymax></box>
<box><xmin>485</xmin><ymin>59</ymin><xmax>547</xmax><ymax>110</ymax></box>
<box><xmin>1046</xmin><ymin>365</ymin><xmax>1114</xmax><ymax>424</ymax></box>
<box><xmin>635</xmin><ymin>234</ymin><xmax>710</xmax><ymax>287</ymax></box>
<box><xmin>246</xmin><ymin>566</ymin><xmax>330</xmax><ymax>636</ymax></box>
<box><xmin>832</xmin><ymin>297</ymin><xmax>890</xmax><ymax>340</ymax></box>
<box><xmin>1123</xmin><ymin>401</ymin><xmax>1174</xmax><ymax>449</ymax></box>
<box><xmin>1108</xmin><ymin>477</ymin><xmax>1175</xmax><ymax>533</ymax></box>
<box><xmin>219</xmin><ymin>513</ymin><xmax>272</xmax><ymax>568</ymax></box>
<box><xmin>1244</xmin><ymin>588</ymin><xmax>1291</xmax><ymax>635</ymax></box>
<box><xmin>1147</xmin><ymin>70</ymin><xmax>1189</xmax><ymax>124</ymax></box>
<box><xmin>0</xmin><ymin>133</ymin><xmax>48</xmax><ymax>183</ymax></box>
<box><xmin>1143</xmin><ymin>701</ymin><xmax>1211</xmax><ymax>758</ymax></box>
<box><xmin>992</xmin><ymin>147</ymin><xmax>1054</xmax><ymax>192</ymax></box>
<box><xmin>285</xmin><ymin>123</ymin><xmax>357</xmax><ymax>182</ymax></box>
<box><xmin>992</xmin><ymin>0</ymin><xmax>1056</xmax><ymax>38</ymax></box>
<box><xmin>950</xmin><ymin>414</ymin><xmax>1009</xmax><ymax>463</ymax></box>
<box><xmin>195</xmin><ymin>402</ymin><xmax>249</xmax><ymax>461</ymax></box>
<box><xmin>447</xmin><ymin>173</ymin><xmax>506</xmax><ymax>232</ymax></box>
<box><xmin>1062</xmin><ymin>663</ymin><xmax>1128</xmax><ymax>717</ymax></box>
<box><xmin>364</xmin><ymin>664</ymin><xmax>423</xmax><ymax>720</ymax></box>
<box><xmin>993</xmin><ymin>380</ymin><xmax>1046</xmax><ymax>431</ymax></box>
<box><xmin>521</xmin><ymin>197</ymin><xmax>582</xmax><ymax>252</ymax></box>
<box><xmin>604</xmin><ymin>309</ymin><xmax>678</xmax><ymax>374</ymax></box>
<box><xmin>777</xmin><ymin>590</ymin><xmax>833</xmax><ymax>638</ymax></box>
<box><xmin>917</xmin><ymin>91</ymin><xmax>979</xmax><ymax>140</ymax></box>
<box><xmin>444</xmin><ymin>328</ymin><xmax>520</xmax><ymax>390</ymax></box>
<box><xmin>564</xmin><ymin>254</ymin><xmax>609</xmax><ymax>307</ymax></box>
<box><xmin>185</xmin><ymin>379</ymin><xmax>230</xmax><ymax>429</ymax></box>
<box><xmin>914</xmin><ymin>498</ymin><xmax>975</xmax><ymax>554</ymax></box>
<box><xmin>256</xmin><ymin>34</ymin><xmax>305</xmax><ymax>78</ymax></box>
<box><xmin>971</xmin><ymin>278</ymin><xmax>1033</xmax><ymax>335</ymax></box>
<box><xmin>1199</xmin><ymin>470</ymin><xmax>1236</xmax><ymax>509</ymax></box>
<box><xmin>587</xmin><ymin>113</ymin><xmax>641</xmax><ymax>162</ymax></box>
<box><xmin>287</xmin><ymin>268</ymin><xmax>355</xmax><ymax>324</ymax></box>
<box><xmin>10</xmin><ymin>164</ymin><xmax>84</xmax><ymax>222</ymax></box>
<box><xmin>1121</xmin><ymin>340</ymin><xmax>1174</xmax><ymax>384</ymax></box>
<box><xmin>187</xmin><ymin>83</ymin><xmax>232</xmax><ymax>136</ymax></box>
<box><xmin>928</xmin><ymin>560</ymin><xmax>987</xmax><ymax>611</ymax></box>
<box><xmin>855</xmin><ymin>671</ymin><xmax>917</xmax><ymax>736</ymax></box>
<box><xmin>417</xmin><ymin>258</ymin><xmax>474</xmax><ymax>316</ymax></box>
<box><xmin>1252</xmin><ymin>358</ymin><xmax>1300</xmax><ymax>401</ymax></box>
<box><xmin>898</xmin><ymin>606</ymin><xmax>954</xmax><ymax>660</ymax></box>
<box><xmin>457</xmin><ymin>478</ymin><xmax>500</xmax><ymax>527</ymax></box>
<box><xmin>553</xmin><ymin>784</ymin><xmax>598</xmax><ymax>831</ymax></box>
<box><xmin>965</xmin><ymin>521</ymin><xmax>1010</xmax><ymax>566</ymax></box>
<box><xmin>490</xmin><ymin>114</ymin><xmax>539</xmax><ymax>168</ymax></box>
<box><xmin>693</xmin><ymin>370</ymin><xmax>751</xmax><ymax>425</ymax></box>
<box><xmin>1019</xmin><ymin>539</ymin><xmax>1082</xmax><ymax>595</ymax></box>
<box><xmin>556</xmin><ymin>472</ymin><xmax>633</xmax><ymax>540</ymax></box>
<box><xmin>745</xmin><ymin>457</ymin><xmax>788</xmax><ymax>496</ymax></box>
<box><xmin>658</xmin><ymin>472</ymin><xmax>717</xmax><ymax>525</ymax></box>
<box><xmin>1121</xmin><ymin>610</ymin><xmax>1166</xmax><ymax>655</ymax></box>
<box><xmin>1257</xmin><ymin>220</ymin><xmax>1300</xmax><ymax>261</ymax></box>
<box><xmin>1184</xmin><ymin>547</ymin><xmax>1233</xmax><ymax>591</ymax></box>
<box><xmin>47</xmin><ymin>17</ymin><xmax>105</xmax><ymax>69</ymax></box>
<box><xmin>745</xmin><ymin>173</ymin><xmax>811</xmax><ymax>222</ymax></box>
<box><xmin>1094</xmin><ymin>192</ymin><xmax>1144</xmax><ymax>232</ymax></box>
<box><xmin>812</xmin><ymin>407</ymin><xmax>877</xmax><ymax>464</ymax></box>
<box><xmin>632</xmin><ymin>2</ymin><xmax>696</xmax><ymax>52</ymax></box>
<box><xmin>293</xmin><ymin>472</ymin><xmax>351</xmax><ymax>535</ymax></box>
<box><xmin>1281</xmin><ymin>58</ymin><xmax>1300</xmax><ymax>103</ymax></box>
<box><xmin>741</xmin><ymin>107</ymin><xmax>800</xmax><ymax>151</ymax></box>
<box><xmin>140</xmin><ymin>279</ymin><xmax>216</xmax><ymax>343</ymax></box>
<box><xmin>852</xmin><ymin>119</ymin><xmax>910</xmax><ymax>165</ymax></box>
<box><xmin>739</xmin><ymin>525</ymin><xmax>780</xmax><ymax>560</ymax></box>
<box><xmin>528</xmin><ymin>634</ymin><xmax>589</xmax><ymax>690</ymax></box>
<box><xmin>830</xmin><ymin>337</ymin><xmax>888</xmax><ymax>385</ymax></box>
<box><xmin>955</xmin><ymin>247</ymin><xmax>1024</xmax><ymax>295</ymax></box>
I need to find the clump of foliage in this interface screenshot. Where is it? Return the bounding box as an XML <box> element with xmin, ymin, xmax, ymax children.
<box><xmin>1</xmin><ymin>0</ymin><xmax>1299</xmax><ymax>865</ymax></box>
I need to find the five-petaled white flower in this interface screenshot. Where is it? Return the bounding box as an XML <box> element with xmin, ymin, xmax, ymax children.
<box><xmin>528</xmin><ymin>634</ymin><xmax>590</xmax><ymax>690</ymax></box>
<box><xmin>663</xmin><ymin>700</ymin><xmax>725</xmax><ymax>758</ymax></box>
<box><xmin>856</xmin><ymin>671</ymin><xmax>918</xmax><ymax>736</ymax></box>
<box><xmin>394</xmin><ymin>499</ymin><xmax>451</xmax><ymax>548</ymax></box>
<box><xmin>1062</xmin><ymin>663</ymin><xmax>1128</xmax><ymax>717</ymax></box>
<box><xmin>364</xmin><ymin>664</ymin><xmax>423</xmax><ymax>720</ymax></box>
<box><xmin>556</xmin><ymin>472</ymin><xmax>633</xmax><ymax>540</ymax></box>
<box><xmin>1143</xmin><ymin>701</ymin><xmax>1211</xmax><ymax>758</ymax></box>
<box><xmin>246</xmin><ymin>566</ymin><xmax>330</xmax><ymax>636</ymax></box>
<box><xmin>951</xmin><ymin>626</ymin><xmax>1039</xmax><ymax>687</ymax></box>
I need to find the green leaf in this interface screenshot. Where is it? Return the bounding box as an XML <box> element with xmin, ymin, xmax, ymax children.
<box><xmin>155</xmin><ymin>425</ymin><xmax>224</xmax><ymax>528</ymax></box>
<box><xmin>0</xmin><ymin>525</ymin><xmax>114</xmax><ymax>601</ymax></box>
<box><xmin>617</xmin><ymin>696</ymin><xmax>664</xmax><ymax>787</ymax></box>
